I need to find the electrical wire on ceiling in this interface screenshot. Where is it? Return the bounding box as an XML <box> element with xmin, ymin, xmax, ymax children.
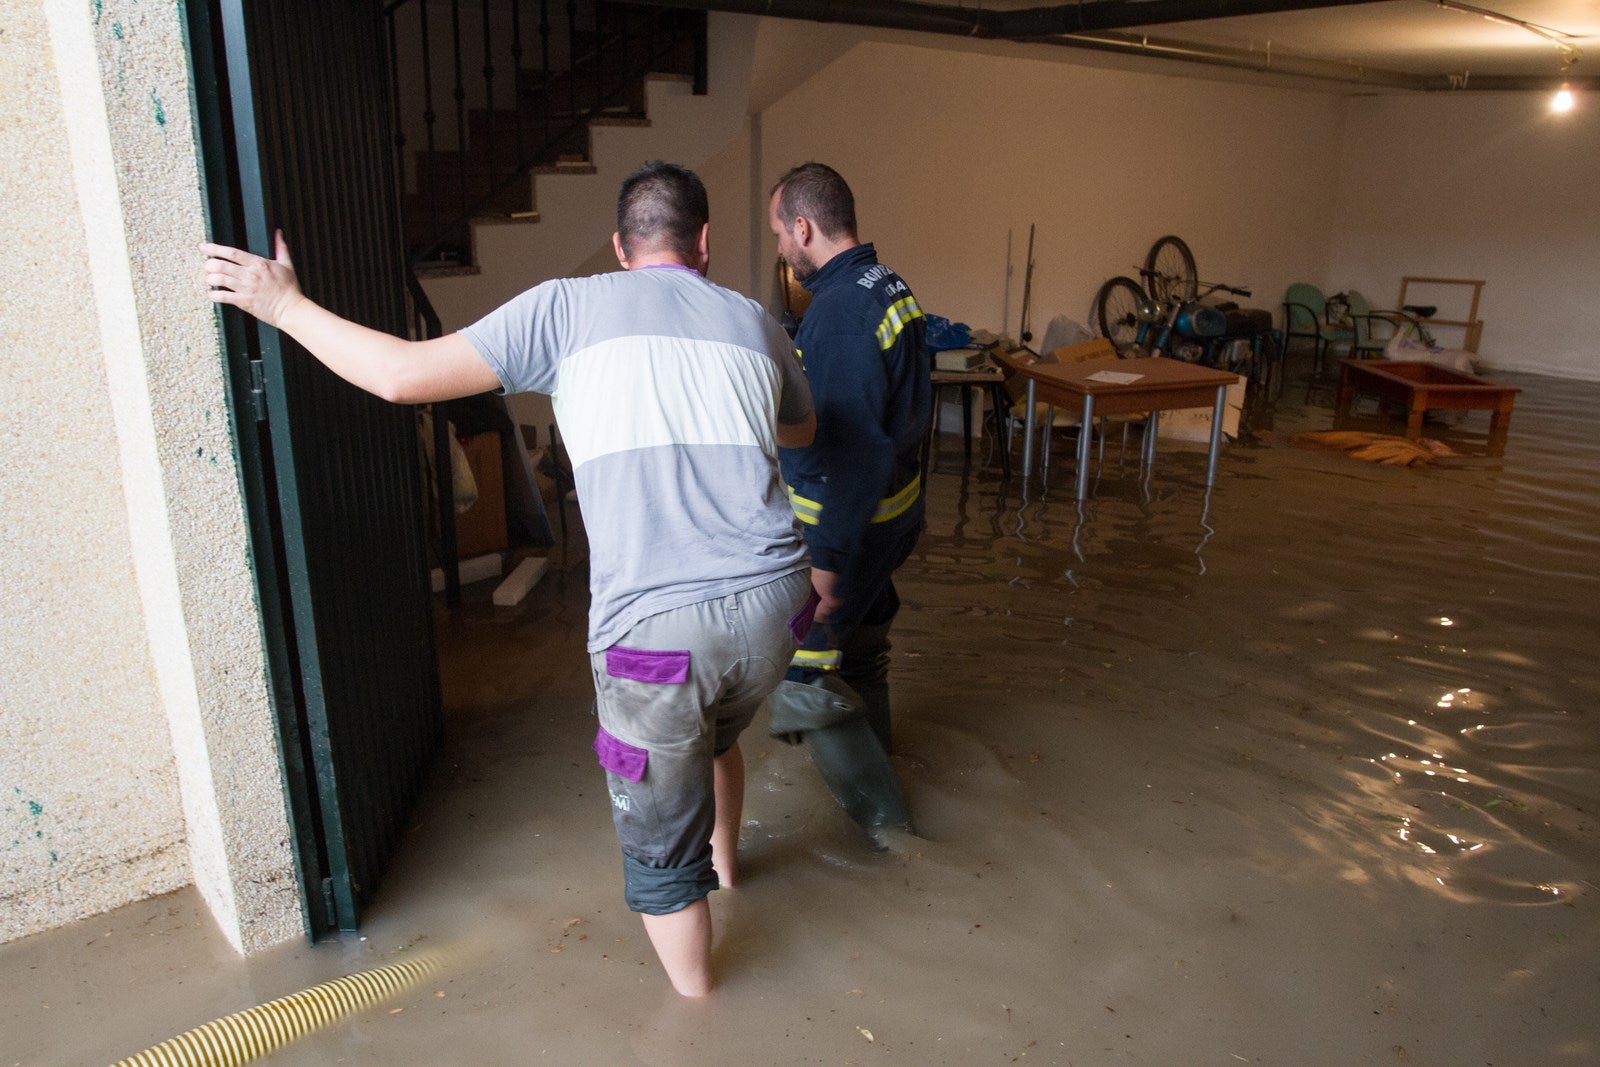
<box><xmin>1423</xmin><ymin>0</ymin><xmax>1583</xmax><ymax>71</ymax></box>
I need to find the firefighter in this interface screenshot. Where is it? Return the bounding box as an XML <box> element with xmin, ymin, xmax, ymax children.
<box><xmin>766</xmin><ymin>162</ymin><xmax>931</xmax><ymax>833</ymax></box>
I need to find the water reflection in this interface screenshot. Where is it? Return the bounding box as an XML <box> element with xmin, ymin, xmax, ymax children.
<box><xmin>912</xmin><ymin>371</ymin><xmax>1599</xmax><ymax>919</ymax></box>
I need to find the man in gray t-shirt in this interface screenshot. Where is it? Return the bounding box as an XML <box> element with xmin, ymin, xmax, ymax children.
<box><xmin>203</xmin><ymin>162</ymin><xmax>815</xmax><ymax>998</ymax></box>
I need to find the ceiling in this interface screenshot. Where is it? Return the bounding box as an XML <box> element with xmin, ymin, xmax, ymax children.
<box><xmin>661</xmin><ymin>1</ymin><xmax>1597</xmax><ymax>91</ymax></box>
<box><xmin>1012</xmin><ymin>0</ymin><xmax>1598</xmax><ymax>87</ymax></box>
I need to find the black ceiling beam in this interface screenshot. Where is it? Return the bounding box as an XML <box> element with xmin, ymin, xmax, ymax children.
<box><xmin>636</xmin><ymin>0</ymin><xmax>1001</xmax><ymax>36</ymax></box>
<box><xmin>638</xmin><ymin>1</ymin><xmax>1396</xmax><ymax>38</ymax></box>
<box><xmin>995</xmin><ymin>0</ymin><xmax>1395</xmax><ymax>37</ymax></box>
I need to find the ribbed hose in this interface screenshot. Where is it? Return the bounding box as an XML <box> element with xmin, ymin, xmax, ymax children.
<box><xmin>111</xmin><ymin>947</ymin><xmax>450</xmax><ymax>1067</ymax></box>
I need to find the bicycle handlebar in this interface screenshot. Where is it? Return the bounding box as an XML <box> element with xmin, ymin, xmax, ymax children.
<box><xmin>1134</xmin><ymin>266</ymin><xmax>1250</xmax><ymax>300</ymax></box>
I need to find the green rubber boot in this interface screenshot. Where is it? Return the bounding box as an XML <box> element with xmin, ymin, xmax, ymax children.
<box><xmin>769</xmin><ymin>676</ymin><xmax>911</xmax><ymax>834</ymax></box>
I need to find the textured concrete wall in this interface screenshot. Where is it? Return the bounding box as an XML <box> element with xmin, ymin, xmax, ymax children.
<box><xmin>1</xmin><ymin>0</ymin><xmax>302</xmax><ymax>953</ymax></box>
<box><xmin>0</xmin><ymin>0</ymin><xmax>189</xmax><ymax>943</ymax></box>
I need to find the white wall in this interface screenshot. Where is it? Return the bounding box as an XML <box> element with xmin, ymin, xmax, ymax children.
<box><xmin>735</xmin><ymin>35</ymin><xmax>1345</xmax><ymax>346</ymax></box>
<box><xmin>1328</xmin><ymin>92</ymin><xmax>1600</xmax><ymax>379</ymax></box>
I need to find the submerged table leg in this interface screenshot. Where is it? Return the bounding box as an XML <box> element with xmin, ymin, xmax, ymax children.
<box><xmin>1075</xmin><ymin>393</ymin><xmax>1094</xmax><ymax>499</ymax></box>
<box><xmin>1022</xmin><ymin>379</ymin><xmax>1037</xmax><ymax>485</ymax></box>
<box><xmin>1205</xmin><ymin>383</ymin><xmax>1226</xmax><ymax>486</ymax></box>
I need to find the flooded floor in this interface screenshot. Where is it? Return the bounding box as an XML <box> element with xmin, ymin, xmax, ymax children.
<box><xmin>6</xmin><ymin>363</ymin><xmax>1598</xmax><ymax>1065</ymax></box>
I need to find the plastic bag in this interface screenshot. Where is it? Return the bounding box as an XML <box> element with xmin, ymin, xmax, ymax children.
<box><xmin>449</xmin><ymin>430</ymin><xmax>478</xmax><ymax>514</ymax></box>
<box><xmin>1384</xmin><ymin>334</ymin><xmax>1478</xmax><ymax>374</ymax></box>
<box><xmin>924</xmin><ymin>313</ymin><xmax>972</xmax><ymax>353</ymax></box>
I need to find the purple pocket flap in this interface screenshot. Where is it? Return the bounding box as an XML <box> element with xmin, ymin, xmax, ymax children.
<box><xmin>605</xmin><ymin>646</ymin><xmax>690</xmax><ymax>684</ymax></box>
<box><xmin>594</xmin><ymin>727</ymin><xmax>648</xmax><ymax>782</ymax></box>
<box><xmin>789</xmin><ymin>588</ymin><xmax>820</xmax><ymax>644</ymax></box>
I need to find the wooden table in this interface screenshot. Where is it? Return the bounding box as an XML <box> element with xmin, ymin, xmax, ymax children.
<box><xmin>1334</xmin><ymin>359</ymin><xmax>1519</xmax><ymax>453</ymax></box>
<box><xmin>1000</xmin><ymin>353</ymin><xmax>1238</xmax><ymax>498</ymax></box>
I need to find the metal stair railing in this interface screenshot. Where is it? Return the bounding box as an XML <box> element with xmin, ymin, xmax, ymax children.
<box><xmin>385</xmin><ymin>0</ymin><xmax>707</xmax><ymax>267</ymax></box>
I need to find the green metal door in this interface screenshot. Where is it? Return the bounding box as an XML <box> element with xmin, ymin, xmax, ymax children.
<box><xmin>187</xmin><ymin>0</ymin><xmax>443</xmax><ymax>936</ymax></box>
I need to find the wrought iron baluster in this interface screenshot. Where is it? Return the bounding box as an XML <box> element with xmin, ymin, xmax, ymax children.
<box><xmin>510</xmin><ymin>0</ymin><xmax>525</xmax><ymax>175</ymax></box>
<box><xmin>419</xmin><ymin>0</ymin><xmax>439</xmax><ymax>259</ymax></box>
<box><xmin>387</xmin><ymin>9</ymin><xmax>407</xmax><ymax>247</ymax></box>
<box><xmin>450</xmin><ymin>0</ymin><xmax>467</xmax><ymax>248</ymax></box>
<box><xmin>481</xmin><ymin>0</ymin><xmax>495</xmax><ymax>196</ymax></box>
<box><xmin>567</xmin><ymin>0</ymin><xmax>579</xmax><ymax>127</ymax></box>
<box><xmin>693</xmin><ymin>10</ymin><xmax>707</xmax><ymax>95</ymax></box>
<box><xmin>539</xmin><ymin>0</ymin><xmax>552</xmax><ymax>151</ymax></box>
<box><xmin>596</xmin><ymin>2</ymin><xmax>609</xmax><ymax>108</ymax></box>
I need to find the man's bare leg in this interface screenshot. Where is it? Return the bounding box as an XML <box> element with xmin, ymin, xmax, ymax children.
<box><xmin>641</xmin><ymin>898</ymin><xmax>714</xmax><ymax>997</ymax></box>
<box><xmin>711</xmin><ymin>743</ymin><xmax>744</xmax><ymax>887</ymax></box>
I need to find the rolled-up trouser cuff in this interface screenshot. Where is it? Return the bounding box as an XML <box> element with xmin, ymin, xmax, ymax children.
<box><xmin>622</xmin><ymin>851</ymin><xmax>719</xmax><ymax>915</ymax></box>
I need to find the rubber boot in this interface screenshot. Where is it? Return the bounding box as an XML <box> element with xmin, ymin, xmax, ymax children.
<box><xmin>839</xmin><ymin>620</ymin><xmax>895</xmax><ymax>754</ymax></box>
<box><xmin>768</xmin><ymin>676</ymin><xmax>911</xmax><ymax>834</ymax></box>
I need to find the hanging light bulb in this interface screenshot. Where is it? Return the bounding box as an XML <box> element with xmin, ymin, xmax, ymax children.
<box><xmin>1552</xmin><ymin>83</ymin><xmax>1575</xmax><ymax>112</ymax></box>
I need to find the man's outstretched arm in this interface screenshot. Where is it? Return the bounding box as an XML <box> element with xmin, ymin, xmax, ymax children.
<box><xmin>202</xmin><ymin>231</ymin><xmax>502</xmax><ymax>404</ymax></box>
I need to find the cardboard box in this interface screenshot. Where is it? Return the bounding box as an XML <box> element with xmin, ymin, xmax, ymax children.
<box><xmin>452</xmin><ymin>431</ymin><xmax>508</xmax><ymax>558</ymax></box>
<box><xmin>1155</xmin><ymin>373</ymin><xmax>1245</xmax><ymax>444</ymax></box>
<box><xmin>1046</xmin><ymin>337</ymin><xmax>1117</xmax><ymax>364</ymax></box>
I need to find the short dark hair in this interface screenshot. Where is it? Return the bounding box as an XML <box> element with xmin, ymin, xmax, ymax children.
<box><xmin>616</xmin><ymin>161</ymin><xmax>709</xmax><ymax>258</ymax></box>
<box><xmin>771</xmin><ymin>162</ymin><xmax>857</xmax><ymax>241</ymax></box>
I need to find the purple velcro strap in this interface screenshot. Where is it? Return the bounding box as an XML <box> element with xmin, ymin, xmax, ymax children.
<box><xmin>605</xmin><ymin>646</ymin><xmax>690</xmax><ymax>684</ymax></box>
<box><xmin>594</xmin><ymin>727</ymin><xmax>648</xmax><ymax>782</ymax></box>
<box><xmin>789</xmin><ymin>588</ymin><xmax>820</xmax><ymax>644</ymax></box>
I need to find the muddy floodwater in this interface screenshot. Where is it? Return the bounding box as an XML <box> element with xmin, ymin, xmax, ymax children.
<box><xmin>5</xmin><ymin>370</ymin><xmax>1597</xmax><ymax>1065</ymax></box>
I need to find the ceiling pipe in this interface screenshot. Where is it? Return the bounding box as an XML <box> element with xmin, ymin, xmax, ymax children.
<box><xmin>1049</xmin><ymin>31</ymin><xmax>1599</xmax><ymax>90</ymax></box>
<box><xmin>639</xmin><ymin>0</ymin><xmax>1596</xmax><ymax>90</ymax></box>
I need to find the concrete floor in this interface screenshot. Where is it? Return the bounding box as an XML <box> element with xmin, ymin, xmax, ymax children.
<box><xmin>5</xmin><ymin>360</ymin><xmax>1598</xmax><ymax>1065</ymax></box>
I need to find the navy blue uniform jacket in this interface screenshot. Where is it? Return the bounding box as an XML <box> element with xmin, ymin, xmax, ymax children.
<box><xmin>779</xmin><ymin>243</ymin><xmax>931</xmax><ymax>573</ymax></box>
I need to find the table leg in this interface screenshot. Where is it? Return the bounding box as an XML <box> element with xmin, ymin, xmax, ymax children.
<box><xmin>1143</xmin><ymin>411</ymin><xmax>1159</xmax><ymax>467</ymax></box>
<box><xmin>1406</xmin><ymin>399</ymin><xmax>1426</xmax><ymax>439</ymax></box>
<box><xmin>991</xmin><ymin>384</ymin><xmax>1011</xmax><ymax>481</ymax></box>
<box><xmin>1075</xmin><ymin>394</ymin><xmax>1094</xmax><ymax>500</ymax></box>
<box><xmin>1490</xmin><ymin>396</ymin><xmax>1514</xmax><ymax>436</ymax></box>
<box><xmin>1205</xmin><ymin>383</ymin><xmax>1226</xmax><ymax>487</ymax></box>
<box><xmin>1022</xmin><ymin>379</ymin><xmax>1036</xmax><ymax>484</ymax></box>
<box><xmin>1333</xmin><ymin>364</ymin><xmax>1354</xmax><ymax>424</ymax></box>
<box><xmin>961</xmin><ymin>384</ymin><xmax>973</xmax><ymax>459</ymax></box>
<box><xmin>1488</xmin><ymin>395</ymin><xmax>1515</xmax><ymax>456</ymax></box>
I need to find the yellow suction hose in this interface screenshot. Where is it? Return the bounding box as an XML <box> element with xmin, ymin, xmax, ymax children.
<box><xmin>111</xmin><ymin>946</ymin><xmax>451</xmax><ymax>1067</ymax></box>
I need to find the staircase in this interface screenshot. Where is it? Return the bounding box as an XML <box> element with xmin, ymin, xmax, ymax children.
<box><xmin>387</xmin><ymin>0</ymin><xmax>707</xmax><ymax>274</ymax></box>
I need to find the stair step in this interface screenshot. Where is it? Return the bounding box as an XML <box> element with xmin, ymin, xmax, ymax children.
<box><xmin>414</xmin><ymin>262</ymin><xmax>483</xmax><ymax>280</ymax></box>
<box><xmin>471</xmin><ymin>209</ymin><xmax>542</xmax><ymax>225</ymax></box>
<box><xmin>533</xmin><ymin>161</ymin><xmax>596</xmax><ymax>175</ymax></box>
<box><xmin>406</xmin><ymin>182</ymin><xmax>532</xmax><ymax>221</ymax></box>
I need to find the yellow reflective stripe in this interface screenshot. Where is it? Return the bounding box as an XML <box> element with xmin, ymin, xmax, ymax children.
<box><xmin>792</xmin><ymin>648</ymin><xmax>841</xmax><ymax>670</ymax></box>
<box><xmin>873</xmin><ymin>474</ymin><xmax>920</xmax><ymax>522</ymax></box>
<box><xmin>786</xmin><ymin>485</ymin><xmax>823</xmax><ymax>526</ymax></box>
<box><xmin>875</xmin><ymin>296</ymin><xmax>924</xmax><ymax>350</ymax></box>
<box><xmin>787</xmin><ymin>476</ymin><xmax>921</xmax><ymax>526</ymax></box>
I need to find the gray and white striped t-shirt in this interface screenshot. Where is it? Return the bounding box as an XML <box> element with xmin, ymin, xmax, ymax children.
<box><xmin>462</xmin><ymin>265</ymin><xmax>811</xmax><ymax>651</ymax></box>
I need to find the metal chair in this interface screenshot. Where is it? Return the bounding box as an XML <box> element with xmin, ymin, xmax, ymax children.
<box><xmin>1283</xmin><ymin>283</ymin><xmax>1355</xmax><ymax>398</ymax></box>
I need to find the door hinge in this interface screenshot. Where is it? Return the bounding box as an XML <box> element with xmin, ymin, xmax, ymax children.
<box><xmin>320</xmin><ymin>877</ymin><xmax>337</xmax><ymax>921</ymax></box>
<box><xmin>248</xmin><ymin>360</ymin><xmax>267</xmax><ymax>423</ymax></box>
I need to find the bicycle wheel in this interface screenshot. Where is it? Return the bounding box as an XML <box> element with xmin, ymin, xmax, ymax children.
<box><xmin>1094</xmin><ymin>275</ymin><xmax>1147</xmax><ymax>354</ymax></box>
<box><xmin>1144</xmin><ymin>235</ymin><xmax>1197</xmax><ymax>304</ymax></box>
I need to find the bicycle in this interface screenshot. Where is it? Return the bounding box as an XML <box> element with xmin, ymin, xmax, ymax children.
<box><xmin>1093</xmin><ymin>234</ymin><xmax>1217</xmax><ymax>357</ymax></box>
<box><xmin>1095</xmin><ymin>269</ymin><xmax>1250</xmax><ymax>361</ymax></box>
